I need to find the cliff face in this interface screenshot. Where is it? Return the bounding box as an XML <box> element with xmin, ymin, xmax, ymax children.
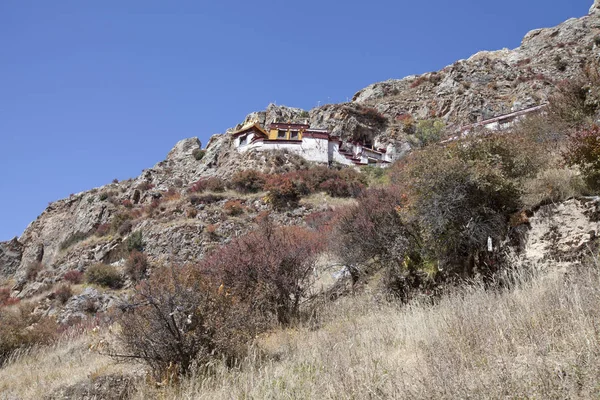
<box><xmin>2</xmin><ymin>3</ymin><xmax>599</xmax><ymax>296</ymax></box>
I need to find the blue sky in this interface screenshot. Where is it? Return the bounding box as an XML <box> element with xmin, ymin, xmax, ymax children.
<box><xmin>0</xmin><ymin>0</ymin><xmax>592</xmax><ymax>240</ymax></box>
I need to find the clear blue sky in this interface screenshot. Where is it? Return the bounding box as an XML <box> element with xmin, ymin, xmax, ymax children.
<box><xmin>0</xmin><ymin>0</ymin><xmax>591</xmax><ymax>240</ymax></box>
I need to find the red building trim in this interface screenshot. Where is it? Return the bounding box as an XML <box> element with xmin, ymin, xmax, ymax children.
<box><xmin>263</xmin><ymin>139</ymin><xmax>303</xmax><ymax>144</ymax></box>
<box><xmin>269</xmin><ymin>123</ymin><xmax>310</xmax><ymax>130</ymax></box>
<box><xmin>303</xmin><ymin>131</ymin><xmax>330</xmax><ymax>139</ymax></box>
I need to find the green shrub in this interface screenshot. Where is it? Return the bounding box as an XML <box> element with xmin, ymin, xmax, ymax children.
<box><xmin>361</xmin><ymin>165</ymin><xmax>389</xmax><ymax>186</ymax></box>
<box><xmin>85</xmin><ymin>264</ymin><xmax>123</xmax><ymax>289</ymax></box>
<box><xmin>192</xmin><ymin>148</ymin><xmax>206</xmax><ymax>161</ymax></box>
<box><xmin>126</xmin><ymin>231</ymin><xmax>144</xmax><ymax>252</ymax></box>
<box><xmin>110</xmin><ymin>213</ymin><xmax>132</xmax><ymax>235</ymax></box>
<box><xmin>547</xmin><ymin>62</ymin><xmax>600</xmax><ymax>129</ymax></box>
<box><xmin>53</xmin><ymin>284</ymin><xmax>73</xmax><ymax>304</ymax></box>
<box><xmin>189</xmin><ymin>193</ymin><xmax>224</xmax><ymax>205</ymax></box>
<box><xmin>117</xmin><ymin>220</ymin><xmax>133</xmax><ymax>236</ymax></box>
<box><xmin>409</xmin><ymin>119</ymin><xmax>445</xmax><ymax>148</ymax></box>
<box><xmin>398</xmin><ymin>143</ymin><xmax>521</xmax><ymax>275</ymax></box>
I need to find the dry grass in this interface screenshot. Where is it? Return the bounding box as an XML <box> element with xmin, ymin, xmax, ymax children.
<box><xmin>0</xmin><ymin>327</ymin><xmax>135</xmax><ymax>400</ymax></box>
<box><xmin>299</xmin><ymin>192</ymin><xmax>358</xmax><ymax>209</ymax></box>
<box><xmin>522</xmin><ymin>167</ymin><xmax>587</xmax><ymax>208</ymax></box>
<box><xmin>3</xmin><ymin>263</ymin><xmax>600</xmax><ymax>399</ymax></box>
<box><xmin>131</xmin><ymin>264</ymin><xmax>600</xmax><ymax>399</ymax></box>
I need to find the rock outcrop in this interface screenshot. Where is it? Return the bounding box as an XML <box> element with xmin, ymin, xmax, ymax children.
<box><xmin>0</xmin><ymin>238</ymin><xmax>23</xmax><ymax>280</ymax></box>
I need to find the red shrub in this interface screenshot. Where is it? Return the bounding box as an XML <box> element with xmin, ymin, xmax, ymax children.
<box><xmin>229</xmin><ymin>170</ymin><xmax>266</xmax><ymax>193</ymax></box>
<box><xmin>63</xmin><ymin>270</ymin><xmax>84</xmax><ymax>284</ymax></box>
<box><xmin>410</xmin><ymin>76</ymin><xmax>428</xmax><ymax>88</ymax></box>
<box><xmin>0</xmin><ymin>287</ymin><xmax>19</xmax><ymax>308</ymax></box>
<box><xmin>95</xmin><ymin>223</ymin><xmax>111</xmax><ymax>237</ymax></box>
<box><xmin>264</xmin><ymin>174</ymin><xmax>304</xmax><ymax>209</ymax></box>
<box><xmin>189</xmin><ymin>177</ymin><xmax>225</xmax><ymax>193</ymax></box>
<box><xmin>125</xmin><ymin>250</ymin><xmax>150</xmax><ymax>282</ymax></box>
<box><xmin>354</xmin><ymin>105</ymin><xmax>387</xmax><ymax>124</ymax></box>
<box><xmin>122</xmin><ymin>199</ymin><xmax>133</xmax><ymax>208</ymax></box>
<box><xmin>318</xmin><ymin>169</ymin><xmax>365</xmax><ymax>197</ymax></box>
<box><xmin>304</xmin><ymin>210</ymin><xmax>336</xmax><ymax>232</ymax></box>
<box><xmin>223</xmin><ymin>200</ymin><xmax>245</xmax><ymax>216</ymax></box>
<box><xmin>396</xmin><ymin>113</ymin><xmax>413</xmax><ymax>122</ymax></box>
<box><xmin>199</xmin><ymin>220</ymin><xmax>324</xmax><ymax>324</ymax></box>
<box><xmin>298</xmin><ymin>166</ymin><xmax>338</xmax><ymax>192</ymax></box>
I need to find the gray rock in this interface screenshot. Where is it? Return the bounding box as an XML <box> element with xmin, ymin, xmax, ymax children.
<box><xmin>0</xmin><ymin>238</ymin><xmax>23</xmax><ymax>279</ymax></box>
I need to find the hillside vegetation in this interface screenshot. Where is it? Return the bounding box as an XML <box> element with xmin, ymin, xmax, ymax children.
<box><xmin>3</xmin><ymin>4</ymin><xmax>600</xmax><ymax>399</ymax></box>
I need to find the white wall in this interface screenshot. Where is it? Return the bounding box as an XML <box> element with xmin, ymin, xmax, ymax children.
<box><xmin>237</xmin><ymin>138</ymin><xmax>329</xmax><ymax>164</ymax></box>
<box><xmin>329</xmin><ymin>141</ymin><xmax>355</xmax><ymax>166</ymax></box>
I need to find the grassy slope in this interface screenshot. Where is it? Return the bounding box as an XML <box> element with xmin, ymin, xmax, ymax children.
<box><xmin>5</xmin><ymin>261</ymin><xmax>597</xmax><ymax>399</ymax></box>
<box><xmin>138</xmin><ymin>265</ymin><xmax>599</xmax><ymax>399</ymax></box>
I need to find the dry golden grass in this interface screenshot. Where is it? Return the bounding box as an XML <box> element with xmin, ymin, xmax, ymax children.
<box><xmin>3</xmin><ymin>263</ymin><xmax>600</xmax><ymax>399</ymax></box>
<box><xmin>522</xmin><ymin>167</ymin><xmax>587</xmax><ymax>208</ymax></box>
<box><xmin>299</xmin><ymin>192</ymin><xmax>358</xmax><ymax>209</ymax></box>
<box><xmin>131</xmin><ymin>264</ymin><xmax>600</xmax><ymax>399</ymax></box>
<box><xmin>0</xmin><ymin>327</ymin><xmax>135</xmax><ymax>400</ymax></box>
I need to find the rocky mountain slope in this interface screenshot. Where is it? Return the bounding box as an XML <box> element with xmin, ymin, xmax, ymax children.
<box><xmin>2</xmin><ymin>2</ymin><xmax>600</xmax><ymax>301</ymax></box>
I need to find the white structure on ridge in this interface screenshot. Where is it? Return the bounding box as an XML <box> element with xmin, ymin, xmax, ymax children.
<box><xmin>231</xmin><ymin>121</ymin><xmax>392</xmax><ymax>167</ymax></box>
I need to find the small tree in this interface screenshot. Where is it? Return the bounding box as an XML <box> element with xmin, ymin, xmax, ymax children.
<box><xmin>398</xmin><ymin>143</ymin><xmax>521</xmax><ymax>276</ymax></box>
<box><xmin>117</xmin><ymin>265</ymin><xmax>256</xmax><ymax>378</ymax></box>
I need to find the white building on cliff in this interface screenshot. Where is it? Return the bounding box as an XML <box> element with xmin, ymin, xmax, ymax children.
<box><xmin>231</xmin><ymin>121</ymin><xmax>392</xmax><ymax>167</ymax></box>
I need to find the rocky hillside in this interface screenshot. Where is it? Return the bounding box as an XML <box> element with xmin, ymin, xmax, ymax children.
<box><xmin>235</xmin><ymin>2</ymin><xmax>600</xmax><ymax>158</ymax></box>
<box><xmin>2</xmin><ymin>2</ymin><xmax>600</xmax><ymax>300</ymax></box>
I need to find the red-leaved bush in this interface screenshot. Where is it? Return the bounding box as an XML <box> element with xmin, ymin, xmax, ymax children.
<box><xmin>117</xmin><ymin>265</ymin><xmax>258</xmax><ymax>379</ymax></box>
<box><xmin>63</xmin><ymin>270</ymin><xmax>83</xmax><ymax>284</ymax></box>
<box><xmin>263</xmin><ymin>166</ymin><xmax>366</xmax><ymax>208</ymax></box>
<box><xmin>263</xmin><ymin>174</ymin><xmax>305</xmax><ymax>209</ymax></box>
<box><xmin>199</xmin><ymin>217</ymin><xmax>324</xmax><ymax>325</ymax></box>
<box><xmin>189</xmin><ymin>177</ymin><xmax>225</xmax><ymax>193</ymax></box>
<box><xmin>229</xmin><ymin>170</ymin><xmax>266</xmax><ymax>193</ymax></box>
<box><xmin>0</xmin><ymin>287</ymin><xmax>19</xmax><ymax>308</ymax></box>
